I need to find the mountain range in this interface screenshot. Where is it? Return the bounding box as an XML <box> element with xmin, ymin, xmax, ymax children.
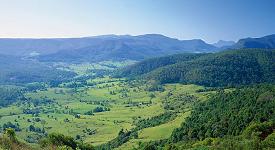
<box><xmin>0</xmin><ymin>34</ymin><xmax>274</xmax><ymax>62</ymax></box>
<box><xmin>0</xmin><ymin>34</ymin><xmax>216</xmax><ymax>57</ymax></box>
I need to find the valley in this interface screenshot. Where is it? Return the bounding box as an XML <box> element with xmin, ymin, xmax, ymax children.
<box><xmin>0</xmin><ymin>69</ymin><xmax>215</xmax><ymax>149</ymax></box>
<box><xmin>0</xmin><ymin>48</ymin><xmax>274</xmax><ymax>150</ymax></box>
<box><xmin>1</xmin><ymin>1</ymin><xmax>275</xmax><ymax>149</ymax></box>
<box><xmin>0</xmin><ymin>35</ymin><xmax>274</xmax><ymax>150</ymax></box>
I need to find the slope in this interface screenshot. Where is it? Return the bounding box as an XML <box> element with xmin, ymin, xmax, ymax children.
<box><xmin>120</xmin><ymin>49</ymin><xmax>275</xmax><ymax>87</ymax></box>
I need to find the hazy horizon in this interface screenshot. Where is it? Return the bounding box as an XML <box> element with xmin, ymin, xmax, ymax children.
<box><xmin>0</xmin><ymin>33</ymin><xmax>272</xmax><ymax>44</ymax></box>
<box><xmin>0</xmin><ymin>0</ymin><xmax>275</xmax><ymax>43</ymax></box>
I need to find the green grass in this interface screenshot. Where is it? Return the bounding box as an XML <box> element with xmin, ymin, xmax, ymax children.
<box><xmin>115</xmin><ymin>84</ymin><xmax>215</xmax><ymax>149</ymax></box>
<box><xmin>138</xmin><ymin>112</ymin><xmax>191</xmax><ymax>140</ymax></box>
<box><xmin>0</xmin><ymin>76</ymin><xmax>217</xmax><ymax>148</ymax></box>
<box><xmin>56</xmin><ymin>60</ymin><xmax>137</xmax><ymax>75</ymax></box>
<box><xmin>0</xmin><ymin>105</ymin><xmax>22</xmax><ymax>116</ymax></box>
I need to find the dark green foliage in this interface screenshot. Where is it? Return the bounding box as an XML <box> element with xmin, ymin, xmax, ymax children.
<box><xmin>146</xmin><ymin>82</ymin><xmax>165</xmax><ymax>92</ymax></box>
<box><xmin>142</xmin><ymin>144</ymin><xmax>158</xmax><ymax>150</ymax></box>
<box><xmin>261</xmin><ymin>133</ymin><xmax>275</xmax><ymax>149</ymax></box>
<box><xmin>84</xmin><ymin>110</ymin><xmax>94</xmax><ymax>115</ymax></box>
<box><xmin>120</xmin><ymin>49</ymin><xmax>275</xmax><ymax>87</ymax></box>
<box><xmin>171</xmin><ymin>84</ymin><xmax>275</xmax><ymax>142</ymax></box>
<box><xmin>242</xmin><ymin>122</ymin><xmax>275</xmax><ymax>140</ymax></box>
<box><xmin>40</xmin><ymin>133</ymin><xmax>95</xmax><ymax>150</ymax></box>
<box><xmin>2</xmin><ymin>122</ymin><xmax>21</xmax><ymax>132</ymax></box>
<box><xmin>115</xmin><ymin>53</ymin><xmax>206</xmax><ymax>77</ymax></box>
<box><xmin>97</xmin><ymin>112</ymin><xmax>177</xmax><ymax>149</ymax></box>
<box><xmin>137</xmin><ymin>140</ymin><xmax>168</xmax><ymax>150</ymax></box>
<box><xmin>163</xmin><ymin>92</ymin><xmax>198</xmax><ymax>111</ymax></box>
<box><xmin>97</xmin><ymin>129</ymin><xmax>134</xmax><ymax>150</ymax></box>
<box><xmin>0</xmin><ymin>128</ymin><xmax>31</xmax><ymax>150</ymax></box>
<box><xmin>49</xmin><ymin>133</ymin><xmax>77</xmax><ymax>149</ymax></box>
<box><xmin>134</xmin><ymin>112</ymin><xmax>176</xmax><ymax>131</ymax></box>
<box><xmin>147</xmin><ymin>49</ymin><xmax>275</xmax><ymax>87</ymax></box>
<box><xmin>93</xmin><ymin>106</ymin><xmax>110</xmax><ymax>113</ymax></box>
<box><xmin>28</xmin><ymin>125</ymin><xmax>45</xmax><ymax>134</ymax></box>
<box><xmin>25</xmin><ymin>82</ymin><xmax>46</xmax><ymax>92</ymax></box>
<box><xmin>84</xmin><ymin>107</ymin><xmax>111</xmax><ymax>115</ymax></box>
<box><xmin>40</xmin><ymin>133</ymin><xmax>76</xmax><ymax>149</ymax></box>
<box><xmin>0</xmin><ymin>86</ymin><xmax>24</xmax><ymax>107</ymax></box>
<box><xmin>141</xmin><ymin>122</ymin><xmax>275</xmax><ymax>150</ymax></box>
<box><xmin>4</xmin><ymin>128</ymin><xmax>17</xmax><ymax>142</ymax></box>
<box><xmin>78</xmin><ymin>143</ymin><xmax>96</xmax><ymax>150</ymax></box>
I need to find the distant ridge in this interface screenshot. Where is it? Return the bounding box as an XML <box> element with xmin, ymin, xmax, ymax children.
<box><xmin>1</xmin><ymin>34</ymin><xmax>275</xmax><ymax>62</ymax></box>
<box><xmin>233</xmin><ymin>34</ymin><xmax>275</xmax><ymax>49</ymax></box>
<box><xmin>0</xmin><ymin>34</ymin><xmax>218</xmax><ymax>63</ymax></box>
<box><xmin>213</xmin><ymin>40</ymin><xmax>235</xmax><ymax>48</ymax></box>
<box><xmin>36</xmin><ymin>34</ymin><xmax>217</xmax><ymax>62</ymax></box>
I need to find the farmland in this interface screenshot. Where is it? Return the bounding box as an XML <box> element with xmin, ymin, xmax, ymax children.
<box><xmin>0</xmin><ymin>71</ymin><xmax>214</xmax><ymax>149</ymax></box>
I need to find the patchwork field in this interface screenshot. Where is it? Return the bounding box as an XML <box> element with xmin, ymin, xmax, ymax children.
<box><xmin>0</xmin><ymin>74</ymin><xmax>216</xmax><ymax>149</ymax></box>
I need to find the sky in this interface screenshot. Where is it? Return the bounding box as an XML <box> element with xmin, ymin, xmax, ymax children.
<box><xmin>0</xmin><ymin>0</ymin><xmax>274</xmax><ymax>43</ymax></box>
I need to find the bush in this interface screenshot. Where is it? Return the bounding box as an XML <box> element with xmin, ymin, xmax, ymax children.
<box><xmin>261</xmin><ymin>133</ymin><xmax>275</xmax><ymax>149</ymax></box>
<box><xmin>40</xmin><ymin>133</ymin><xmax>94</xmax><ymax>150</ymax></box>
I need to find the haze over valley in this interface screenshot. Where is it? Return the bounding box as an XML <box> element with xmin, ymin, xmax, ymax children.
<box><xmin>0</xmin><ymin>0</ymin><xmax>274</xmax><ymax>150</ymax></box>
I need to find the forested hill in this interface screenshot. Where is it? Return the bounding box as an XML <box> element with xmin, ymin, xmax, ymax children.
<box><xmin>115</xmin><ymin>53</ymin><xmax>207</xmax><ymax>77</ymax></box>
<box><xmin>119</xmin><ymin>49</ymin><xmax>275</xmax><ymax>87</ymax></box>
<box><xmin>165</xmin><ymin>84</ymin><xmax>275</xmax><ymax>149</ymax></box>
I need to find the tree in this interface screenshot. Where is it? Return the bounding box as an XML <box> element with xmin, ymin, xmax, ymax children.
<box><xmin>149</xmin><ymin>93</ymin><xmax>156</xmax><ymax>99</ymax></box>
<box><xmin>5</xmin><ymin>128</ymin><xmax>16</xmax><ymax>142</ymax></box>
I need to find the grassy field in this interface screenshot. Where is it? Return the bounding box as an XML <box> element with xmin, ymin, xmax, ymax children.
<box><xmin>115</xmin><ymin>84</ymin><xmax>214</xmax><ymax>150</ymax></box>
<box><xmin>0</xmin><ymin>75</ymin><xmax>216</xmax><ymax>148</ymax></box>
<box><xmin>55</xmin><ymin>60</ymin><xmax>137</xmax><ymax>75</ymax></box>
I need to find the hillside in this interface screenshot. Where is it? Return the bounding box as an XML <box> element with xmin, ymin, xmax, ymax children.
<box><xmin>119</xmin><ymin>49</ymin><xmax>275</xmax><ymax>87</ymax></box>
<box><xmin>171</xmin><ymin>84</ymin><xmax>275</xmax><ymax>142</ymax></box>
<box><xmin>139</xmin><ymin>84</ymin><xmax>275</xmax><ymax>150</ymax></box>
<box><xmin>233</xmin><ymin>34</ymin><xmax>275</xmax><ymax>49</ymax></box>
<box><xmin>0</xmin><ymin>54</ymin><xmax>76</xmax><ymax>84</ymax></box>
<box><xmin>115</xmin><ymin>53</ymin><xmax>207</xmax><ymax>77</ymax></box>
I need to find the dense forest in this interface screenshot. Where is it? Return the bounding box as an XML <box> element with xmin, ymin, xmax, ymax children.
<box><xmin>171</xmin><ymin>84</ymin><xmax>275</xmax><ymax>142</ymax></box>
<box><xmin>119</xmin><ymin>49</ymin><xmax>275</xmax><ymax>87</ymax></box>
<box><xmin>115</xmin><ymin>53</ymin><xmax>206</xmax><ymax>78</ymax></box>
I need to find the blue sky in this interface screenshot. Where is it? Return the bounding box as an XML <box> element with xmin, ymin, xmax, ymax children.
<box><xmin>0</xmin><ymin>0</ymin><xmax>274</xmax><ymax>42</ymax></box>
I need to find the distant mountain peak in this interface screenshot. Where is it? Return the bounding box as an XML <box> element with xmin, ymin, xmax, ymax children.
<box><xmin>86</xmin><ymin>34</ymin><xmax>131</xmax><ymax>39</ymax></box>
<box><xmin>135</xmin><ymin>34</ymin><xmax>175</xmax><ymax>40</ymax></box>
<box><xmin>234</xmin><ymin>34</ymin><xmax>275</xmax><ymax>49</ymax></box>
<box><xmin>213</xmin><ymin>40</ymin><xmax>235</xmax><ymax>48</ymax></box>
